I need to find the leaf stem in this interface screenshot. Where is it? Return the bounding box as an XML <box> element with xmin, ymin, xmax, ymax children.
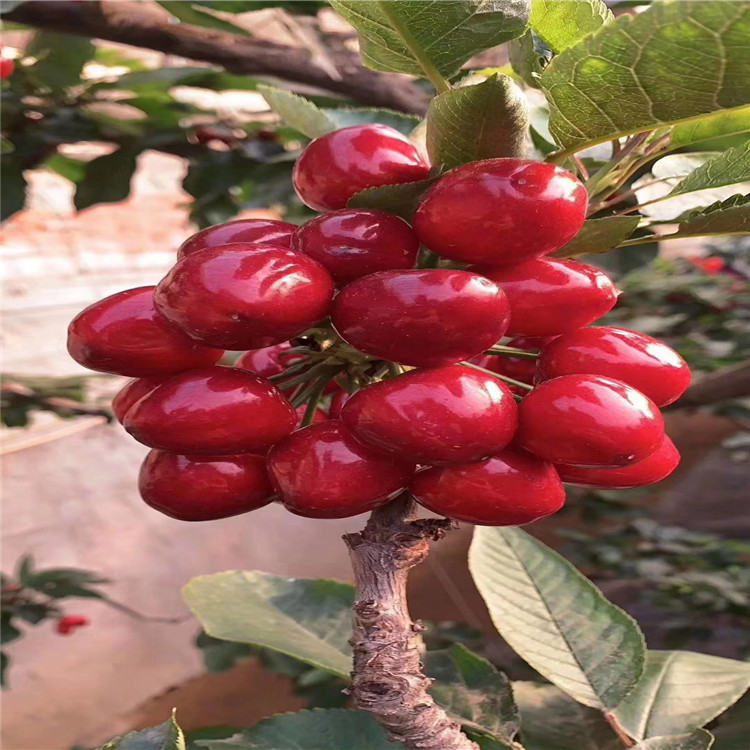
<box><xmin>603</xmin><ymin>712</ymin><xmax>636</xmax><ymax>748</ymax></box>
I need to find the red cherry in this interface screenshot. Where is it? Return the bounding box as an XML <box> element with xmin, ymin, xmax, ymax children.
<box><xmin>177</xmin><ymin>219</ymin><xmax>295</xmax><ymax>259</ymax></box>
<box><xmin>556</xmin><ymin>436</ymin><xmax>680</xmax><ymax>489</ymax></box>
<box><xmin>410</xmin><ymin>447</ymin><xmax>565</xmax><ymax>526</ymax></box>
<box><xmin>67</xmin><ymin>287</ymin><xmax>223</xmax><ymax>377</ymax></box>
<box><xmin>292</xmin><ymin>124</ymin><xmax>430</xmax><ymax>211</ymax></box>
<box><xmin>267</xmin><ymin>421</ymin><xmax>414</xmax><ymax>518</ymax></box>
<box><xmin>124</xmin><ymin>366</ymin><xmax>296</xmax><ymax>454</ymax></box>
<box><xmin>537</xmin><ymin>326</ymin><xmax>691</xmax><ymax>407</ymax></box>
<box><xmin>328</xmin><ymin>390</ymin><xmax>349</xmax><ymax>419</ymax></box>
<box><xmin>331</xmin><ymin>270</ymin><xmax>511</xmax><ymax>368</ymax></box>
<box><xmin>154</xmin><ymin>244</ymin><xmax>334</xmax><ymax>350</ymax></box>
<box><xmin>341</xmin><ymin>365</ymin><xmax>518</xmax><ymax>465</ymax></box>
<box><xmin>472</xmin><ymin>259</ymin><xmax>618</xmax><ymax>337</ymax></box>
<box><xmin>516</xmin><ymin>374</ymin><xmax>664</xmax><ymax>467</ymax></box>
<box><xmin>138</xmin><ymin>450</ymin><xmax>274</xmax><ymax>521</ymax></box>
<box><xmin>0</xmin><ymin>58</ymin><xmax>15</xmax><ymax>80</ymax></box>
<box><xmin>414</xmin><ymin>159</ymin><xmax>587</xmax><ymax>265</ymax></box>
<box><xmin>292</xmin><ymin>209</ymin><xmax>419</xmax><ymax>285</ymax></box>
<box><xmin>235</xmin><ymin>342</ymin><xmax>302</xmax><ymax>378</ymax></box>
<box><xmin>56</xmin><ymin>615</ymin><xmax>90</xmax><ymax>635</ymax></box>
<box><xmin>112</xmin><ymin>376</ymin><xmax>164</xmax><ymax>423</ymax></box>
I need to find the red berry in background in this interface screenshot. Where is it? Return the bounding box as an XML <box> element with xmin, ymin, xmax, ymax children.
<box><xmin>471</xmin><ymin>336</ymin><xmax>555</xmax><ymax>389</ymax></box>
<box><xmin>67</xmin><ymin>287</ymin><xmax>223</xmax><ymax>377</ymax></box>
<box><xmin>177</xmin><ymin>219</ymin><xmax>295</xmax><ymax>259</ymax></box>
<box><xmin>267</xmin><ymin>421</ymin><xmax>414</xmax><ymax>518</ymax></box>
<box><xmin>0</xmin><ymin>57</ymin><xmax>14</xmax><ymax>80</ymax></box>
<box><xmin>328</xmin><ymin>390</ymin><xmax>349</xmax><ymax>419</ymax></box>
<box><xmin>516</xmin><ymin>374</ymin><xmax>664</xmax><ymax>467</ymax></box>
<box><xmin>292</xmin><ymin>209</ymin><xmax>420</xmax><ymax>285</ymax></box>
<box><xmin>414</xmin><ymin>159</ymin><xmax>587</xmax><ymax>265</ymax></box>
<box><xmin>124</xmin><ymin>366</ymin><xmax>296</xmax><ymax>454</ymax></box>
<box><xmin>292</xmin><ymin>124</ymin><xmax>430</xmax><ymax>211</ymax></box>
<box><xmin>56</xmin><ymin>615</ymin><xmax>90</xmax><ymax>636</ymax></box>
<box><xmin>235</xmin><ymin>342</ymin><xmax>302</xmax><ymax>378</ymax></box>
<box><xmin>112</xmin><ymin>376</ymin><xmax>164</xmax><ymax>423</ymax></box>
<box><xmin>138</xmin><ymin>450</ymin><xmax>274</xmax><ymax>521</ymax></box>
<box><xmin>154</xmin><ymin>244</ymin><xmax>334</xmax><ymax>350</ymax></box>
<box><xmin>556</xmin><ymin>436</ymin><xmax>680</xmax><ymax>489</ymax></box>
<box><xmin>341</xmin><ymin>366</ymin><xmax>518</xmax><ymax>465</ymax></box>
<box><xmin>537</xmin><ymin>326</ymin><xmax>691</xmax><ymax>407</ymax></box>
<box><xmin>331</xmin><ymin>269</ymin><xmax>511</xmax><ymax>368</ymax></box>
<box><xmin>472</xmin><ymin>259</ymin><xmax>618</xmax><ymax>337</ymax></box>
<box><xmin>410</xmin><ymin>447</ymin><xmax>565</xmax><ymax>526</ymax></box>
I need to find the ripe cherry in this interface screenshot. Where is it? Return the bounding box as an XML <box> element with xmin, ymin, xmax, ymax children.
<box><xmin>67</xmin><ymin>286</ymin><xmax>223</xmax><ymax>377</ymax></box>
<box><xmin>556</xmin><ymin>436</ymin><xmax>680</xmax><ymax>489</ymax></box>
<box><xmin>177</xmin><ymin>219</ymin><xmax>295</xmax><ymax>259</ymax></box>
<box><xmin>235</xmin><ymin>342</ymin><xmax>302</xmax><ymax>378</ymax></box>
<box><xmin>112</xmin><ymin>376</ymin><xmax>164</xmax><ymax>423</ymax></box>
<box><xmin>267</xmin><ymin>421</ymin><xmax>414</xmax><ymax>518</ymax></box>
<box><xmin>331</xmin><ymin>269</ymin><xmax>510</xmax><ymax>367</ymax></box>
<box><xmin>516</xmin><ymin>374</ymin><xmax>664</xmax><ymax>467</ymax></box>
<box><xmin>414</xmin><ymin>159</ymin><xmax>587</xmax><ymax>265</ymax></box>
<box><xmin>0</xmin><ymin>57</ymin><xmax>15</xmax><ymax>80</ymax></box>
<box><xmin>292</xmin><ymin>209</ymin><xmax>419</xmax><ymax>285</ymax></box>
<box><xmin>410</xmin><ymin>447</ymin><xmax>565</xmax><ymax>526</ymax></box>
<box><xmin>341</xmin><ymin>365</ymin><xmax>517</xmax><ymax>465</ymax></box>
<box><xmin>124</xmin><ymin>366</ymin><xmax>296</xmax><ymax>454</ymax></box>
<box><xmin>328</xmin><ymin>390</ymin><xmax>349</xmax><ymax>419</ymax></box>
<box><xmin>537</xmin><ymin>326</ymin><xmax>691</xmax><ymax>407</ymax></box>
<box><xmin>292</xmin><ymin>124</ymin><xmax>430</xmax><ymax>211</ymax></box>
<box><xmin>154</xmin><ymin>244</ymin><xmax>334</xmax><ymax>350</ymax></box>
<box><xmin>138</xmin><ymin>450</ymin><xmax>274</xmax><ymax>521</ymax></box>
<box><xmin>56</xmin><ymin>615</ymin><xmax>90</xmax><ymax>635</ymax></box>
<box><xmin>472</xmin><ymin>259</ymin><xmax>618</xmax><ymax>337</ymax></box>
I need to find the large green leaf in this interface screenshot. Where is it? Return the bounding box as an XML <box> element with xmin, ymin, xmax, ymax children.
<box><xmin>541</xmin><ymin>2</ymin><xmax>750</xmax><ymax>154</ymax></box>
<box><xmin>632</xmin><ymin>730</ymin><xmax>715</xmax><ymax>750</ymax></box>
<box><xmin>26</xmin><ymin>31</ymin><xmax>93</xmax><ymax>92</ymax></box>
<box><xmin>670</xmin><ymin>141</ymin><xmax>750</xmax><ymax>196</ymax></box>
<box><xmin>469</xmin><ymin>527</ymin><xmax>645</xmax><ymax>709</ymax></box>
<box><xmin>426</xmin><ymin>74</ymin><xmax>528</xmax><ymax>169</ymax></box>
<box><xmin>99</xmin><ymin>715</ymin><xmax>185</xmax><ymax>750</ymax></box>
<box><xmin>671</xmin><ymin>107</ymin><xmax>750</xmax><ymax>148</ymax></box>
<box><xmin>347</xmin><ymin>175</ymin><xmax>440</xmax><ymax>220</ymax></box>
<box><xmin>552</xmin><ymin>215</ymin><xmax>640</xmax><ymax>258</ymax></box>
<box><xmin>330</xmin><ymin>1</ymin><xmax>530</xmax><ymax>80</ymax></box>
<box><xmin>712</xmin><ymin>692</ymin><xmax>750</xmax><ymax>750</ymax></box>
<box><xmin>529</xmin><ymin>0</ymin><xmax>612</xmax><ymax>53</ymax></box>
<box><xmin>665</xmin><ymin>194</ymin><xmax>750</xmax><ymax>239</ymax></box>
<box><xmin>157</xmin><ymin>2</ymin><xmax>252</xmax><ymax>35</ymax></box>
<box><xmin>613</xmin><ymin>651</ymin><xmax>750</xmax><ymax>741</ymax></box>
<box><xmin>74</xmin><ymin>145</ymin><xmax>140</xmax><ymax>211</ymax></box>
<box><xmin>183</xmin><ymin>572</ymin><xmax>354</xmax><ymax>678</ymax></box>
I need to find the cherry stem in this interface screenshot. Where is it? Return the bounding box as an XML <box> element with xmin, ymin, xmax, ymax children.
<box><xmin>290</xmin><ymin>366</ymin><xmax>340</xmax><ymax>408</ymax></box>
<box><xmin>485</xmin><ymin>346</ymin><xmax>539</xmax><ymax>359</ymax></box>
<box><xmin>387</xmin><ymin>362</ymin><xmax>404</xmax><ymax>378</ymax></box>
<box><xmin>459</xmin><ymin>361</ymin><xmax>534</xmax><ymax>391</ymax></box>
<box><xmin>273</xmin><ymin>360</ymin><xmax>337</xmax><ymax>389</ymax></box>
<box><xmin>299</xmin><ymin>375</ymin><xmax>331</xmax><ymax>427</ymax></box>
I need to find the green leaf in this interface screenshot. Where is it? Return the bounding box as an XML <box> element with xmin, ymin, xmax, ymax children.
<box><xmin>100</xmin><ymin>716</ymin><xmax>185</xmax><ymax>750</ymax></box>
<box><xmin>670</xmin><ymin>141</ymin><xmax>750</xmax><ymax>196</ymax></box>
<box><xmin>552</xmin><ymin>215</ymin><xmax>640</xmax><ymax>258</ymax></box>
<box><xmin>529</xmin><ymin>0</ymin><xmax>613</xmax><ymax>53</ymax></box>
<box><xmin>20</xmin><ymin>565</ymin><xmax>108</xmax><ymax>599</ymax></box>
<box><xmin>712</xmin><ymin>692</ymin><xmax>750</xmax><ymax>750</ymax></box>
<box><xmin>157</xmin><ymin>2</ymin><xmax>252</xmax><ymax>35</ymax></box>
<box><xmin>426</xmin><ymin>74</ymin><xmax>529</xmax><ymax>169</ymax></box>
<box><xmin>258</xmin><ymin>85</ymin><xmax>333</xmax><ymax>139</ymax></box>
<box><xmin>0</xmin><ymin>615</ymin><xmax>21</xmax><ymax>645</ymax></box>
<box><xmin>347</xmin><ymin>175</ymin><xmax>440</xmax><ymax>220</ymax></box>
<box><xmin>195</xmin><ymin>632</ymin><xmax>254</xmax><ymax>673</ymax></box>
<box><xmin>541</xmin><ymin>2</ymin><xmax>750</xmax><ymax>154</ymax></box>
<box><xmin>183</xmin><ymin>572</ymin><xmax>353</xmax><ymax>678</ymax></box>
<box><xmin>664</xmin><ymin>194</ymin><xmax>750</xmax><ymax>240</ymax></box>
<box><xmin>613</xmin><ymin>651</ymin><xmax>750</xmax><ymax>741</ymax></box>
<box><xmin>74</xmin><ymin>145</ymin><xmax>140</xmax><ymax>211</ymax></box>
<box><xmin>632</xmin><ymin>730</ymin><xmax>715</xmax><ymax>750</ymax></box>
<box><xmin>671</xmin><ymin>107</ymin><xmax>750</xmax><ymax>148</ymax></box>
<box><xmin>330</xmin><ymin>0</ymin><xmax>530</xmax><ymax>79</ymax></box>
<box><xmin>45</xmin><ymin>154</ymin><xmax>87</xmax><ymax>183</ymax></box>
<box><xmin>424</xmin><ymin>644</ymin><xmax>518</xmax><ymax>741</ymax></box>
<box><xmin>508</xmin><ymin>30</ymin><xmax>549</xmax><ymax>89</ymax></box>
<box><xmin>0</xmin><ymin>156</ymin><xmax>26</xmax><ymax>222</ymax></box>
<box><xmin>468</xmin><ymin>526</ymin><xmax>645</xmax><ymax>709</ymax></box>
<box><xmin>26</xmin><ymin>31</ymin><xmax>94</xmax><ymax>92</ymax></box>
<box><xmin>0</xmin><ymin>651</ymin><xmax>8</xmax><ymax>688</ymax></box>
<box><xmin>323</xmin><ymin>108</ymin><xmax>421</xmax><ymax>136</ymax></box>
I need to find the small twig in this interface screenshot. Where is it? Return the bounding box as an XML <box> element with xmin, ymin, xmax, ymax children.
<box><xmin>460</xmin><ymin>361</ymin><xmax>533</xmax><ymax>391</ymax></box>
<box><xmin>604</xmin><ymin>712</ymin><xmax>636</xmax><ymax>747</ymax></box>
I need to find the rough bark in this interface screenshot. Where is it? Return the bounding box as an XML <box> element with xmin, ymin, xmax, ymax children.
<box><xmin>671</xmin><ymin>359</ymin><xmax>750</xmax><ymax>410</ymax></box>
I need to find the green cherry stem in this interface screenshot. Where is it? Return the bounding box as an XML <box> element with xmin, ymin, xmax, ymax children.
<box><xmin>460</xmin><ymin>361</ymin><xmax>534</xmax><ymax>391</ymax></box>
<box><xmin>299</xmin><ymin>375</ymin><xmax>332</xmax><ymax>427</ymax></box>
<box><xmin>485</xmin><ymin>346</ymin><xmax>539</xmax><ymax>359</ymax></box>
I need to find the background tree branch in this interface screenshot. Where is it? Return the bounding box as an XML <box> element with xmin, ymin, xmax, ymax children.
<box><xmin>671</xmin><ymin>360</ymin><xmax>750</xmax><ymax>410</ymax></box>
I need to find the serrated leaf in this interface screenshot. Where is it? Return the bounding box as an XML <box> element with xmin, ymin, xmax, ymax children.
<box><xmin>347</xmin><ymin>175</ymin><xmax>440</xmax><ymax>220</ymax></box>
<box><xmin>74</xmin><ymin>145</ymin><xmax>140</xmax><ymax>211</ymax></box>
<box><xmin>469</xmin><ymin>527</ymin><xmax>645</xmax><ymax>709</ymax></box>
<box><xmin>183</xmin><ymin>572</ymin><xmax>353</xmax><ymax>678</ymax></box>
<box><xmin>258</xmin><ymin>86</ymin><xmax>335</xmax><ymax>139</ymax></box>
<box><xmin>671</xmin><ymin>107</ymin><xmax>750</xmax><ymax>148</ymax></box>
<box><xmin>552</xmin><ymin>215</ymin><xmax>640</xmax><ymax>258</ymax></box>
<box><xmin>99</xmin><ymin>715</ymin><xmax>185</xmax><ymax>750</ymax></box>
<box><xmin>670</xmin><ymin>141</ymin><xmax>750</xmax><ymax>196</ymax></box>
<box><xmin>613</xmin><ymin>651</ymin><xmax>750</xmax><ymax>741</ymax></box>
<box><xmin>541</xmin><ymin>2</ymin><xmax>750</xmax><ymax>153</ymax></box>
<box><xmin>712</xmin><ymin>692</ymin><xmax>750</xmax><ymax>750</ymax></box>
<box><xmin>508</xmin><ymin>30</ymin><xmax>549</xmax><ymax>90</ymax></box>
<box><xmin>529</xmin><ymin>0</ymin><xmax>612</xmax><ymax>53</ymax></box>
<box><xmin>632</xmin><ymin>730</ymin><xmax>715</xmax><ymax>750</ymax></box>
<box><xmin>668</xmin><ymin>194</ymin><xmax>750</xmax><ymax>239</ymax></box>
<box><xmin>426</xmin><ymin>74</ymin><xmax>529</xmax><ymax>169</ymax></box>
<box><xmin>157</xmin><ymin>2</ymin><xmax>252</xmax><ymax>35</ymax></box>
<box><xmin>424</xmin><ymin>644</ymin><xmax>518</xmax><ymax>741</ymax></box>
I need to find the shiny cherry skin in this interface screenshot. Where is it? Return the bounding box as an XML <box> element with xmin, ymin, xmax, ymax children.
<box><xmin>516</xmin><ymin>374</ymin><xmax>664</xmax><ymax>467</ymax></box>
<box><xmin>331</xmin><ymin>270</ymin><xmax>511</xmax><ymax>368</ymax></box>
<box><xmin>292</xmin><ymin>124</ymin><xmax>430</xmax><ymax>211</ymax></box>
<box><xmin>341</xmin><ymin>365</ymin><xmax>518</xmax><ymax>465</ymax></box>
<box><xmin>177</xmin><ymin>218</ymin><xmax>296</xmax><ymax>259</ymax></box>
<box><xmin>414</xmin><ymin>159</ymin><xmax>587</xmax><ymax>265</ymax></box>
<box><xmin>556</xmin><ymin>436</ymin><xmax>680</xmax><ymax>489</ymax></box>
<box><xmin>139</xmin><ymin>450</ymin><xmax>274</xmax><ymax>521</ymax></box>
<box><xmin>328</xmin><ymin>390</ymin><xmax>349</xmax><ymax>419</ymax></box>
<box><xmin>235</xmin><ymin>342</ymin><xmax>302</xmax><ymax>378</ymax></box>
<box><xmin>537</xmin><ymin>326</ymin><xmax>691</xmax><ymax>407</ymax></box>
<box><xmin>112</xmin><ymin>376</ymin><xmax>164</xmax><ymax>423</ymax></box>
<box><xmin>471</xmin><ymin>336</ymin><xmax>555</xmax><ymax>389</ymax></box>
<box><xmin>472</xmin><ymin>259</ymin><xmax>618</xmax><ymax>337</ymax></box>
<box><xmin>154</xmin><ymin>244</ymin><xmax>334</xmax><ymax>350</ymax></box>
<box><xmin>124</xmin><ymin>366</ymin><xmax>296</xmax><ymax>454</ymax></box>
<box><xmin>67</xmin><ymin>286</ymin><xmax>223</xmax><ymax>377</ymax></box>
<box><xmin>410</xmin><ymin>447</ymin><xmax>565</xmax><ymax>526</ymax></box>
<box><xmin>292</xmin><ymin>209</ymin><xmax>420</xmax><ymax>285</ymax></box>
<box><xmin>267</xmin><ymin>421</ymin><xmax>414</xmax><ymax>518</ymax></box>
<box><xmin>0</xmin><ymin>57</ymin><xmax>15</xmax><ymax>80</ymax></box>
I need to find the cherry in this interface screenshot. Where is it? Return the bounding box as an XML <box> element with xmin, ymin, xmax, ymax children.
<box><xmin>556</xmin><ymin>436</ymin><xmax>680</xmax><ymax>489</ymax></box>
<box><xmin>235</xmin><ymin>342</ymin><xmax>302</xmax><ymax>379</ymax></box>
<box><xmin>341</xmin><ymin>365</ymin><xmax>517</xmax><ymax>465</ymax></box>
<box><xmin>471</xmin><ymin>336</ymin><xmax>555</xmax><ymax>390</ymax></box>
<box><xmin>0</xmin><ymin>57</ymin><xmax>14</xmax><ymax>80</ymax></box>
<box><xmin>472</xmin><ymin>259</ymin><xmax>618</xmax><ymax>337</ymax></box>
<box><xmin>124</xmin><ymin>366</ymin><xmax>296</xmax><ymax>454</ymax></box>
<box><xmin>414</xmin><ymin>159</ymin><xmax>587</xmax><ymax>265</ymax></box>
<box><xmin>292</xmin><ymin>209</ymin><xmax>419</xmax><ymax>285</ymax></box>
<box><xmin>267</xmin><ymin>421</ymin><xmax>415</xmax><ymax>518</ymax></box>
<box><xmin>56</xmin><ymin>615</ymin><xmax>90</xmax><ymax>635</ymax></box>
<box><xmin>536</xmin><ymin>326</ymin><xmax>691</xmax><ymax>407</ymax></box>
<box><xmin>154</xmin><ymin>244</ymin><xmax>334</xmax><ymax>350</ymax></box>
<box><xmin>177</xmin><ymin>219</ymin><xmax>296</xmax><ymax>259</ymax></box>
<box><xmin>331</xmin><ymin>269</ymin><xmax>510</xmax><ymax>367</ymax></box>
<box><xmin>410</xmin><ymin>447</ymin><xmax>565</xmax><ymax>526</ymax></box>
<box><xmin>292</xmin><ymin>124</ymin><xmax>430</xmax><ymax>211</ymax></box>
<box><xmin>328</xmin><ymin>390</ymin><xmax>349</xmax><ymax>419</ymax></box>
<box><xmin>112</xmin><ymin>376</ymin><xmax>164</xmax><ymax>423</ymax></box>
<box><xmin>67</xmin><ymin>286</ymin><xmax>223</xmax><ymax>377</ymax></box>
<box><xmin>516</xmin><ymin>374</ymin><xmax>664</xmax><ymax>467</ymax></box>
<box><xmin>138</xmin><ymin>450</ymin><xmax>274</xmax><ymax>521</ymax></box>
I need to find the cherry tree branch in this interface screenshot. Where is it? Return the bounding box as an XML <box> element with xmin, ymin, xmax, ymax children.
<box><xmin>671</xmin><ymin>360</ymin><xmax>750</xmax><ymax>410</ymax></box>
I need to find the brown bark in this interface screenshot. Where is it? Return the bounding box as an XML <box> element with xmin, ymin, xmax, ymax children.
<box><xmin>671</xmin><ymin>359</ymin><xmax>750</xmax><ymax>410</ymax></box>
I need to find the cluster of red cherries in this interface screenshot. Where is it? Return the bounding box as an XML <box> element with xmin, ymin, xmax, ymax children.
<box><xmin>68</xmin><ymin>123</ymin><xmax>690</xmax><ymax>526</ymax></box>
